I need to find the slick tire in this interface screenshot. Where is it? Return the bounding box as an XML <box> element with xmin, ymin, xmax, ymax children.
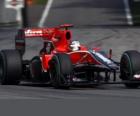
<box><xmin>49</xmin><ymin>53</ymin><xmax>73</xmax><ymax>89</ymax></box>
<box><xmin>0</xmin><ymin>50</ymin><xmax>22</xmax><ymax>85</ymax></box>
<box><xmin>30</xmin><ymin>56</ymin><xmax>49</xmax><ymax>82</ymax></box>
<box><xmin>30</xmin><ymin>56</ymin><xmax>42</xmax><ymax>80</ymax></box>
<box><xmin>120</xmin><ymin>50</ymin><xmax>140</xmax><ymax>88</ymax></box>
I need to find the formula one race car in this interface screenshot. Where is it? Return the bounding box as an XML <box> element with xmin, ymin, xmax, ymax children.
<box><xmin>0</xmin><ymin>24</ymin><xmax>140</xmax><ymax>89</ymax></box>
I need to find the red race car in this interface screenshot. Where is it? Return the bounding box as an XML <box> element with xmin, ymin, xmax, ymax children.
<box><xmin>0</xmin><ymin>24</ymin><xmax>140</xmax><ymax>89</ymax></box>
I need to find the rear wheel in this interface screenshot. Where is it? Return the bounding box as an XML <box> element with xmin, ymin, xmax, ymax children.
<box><xmin>30</xmin><ymin>56</ymin><xmax>49</xmax><ymax>82</ymax></box>
<box><xmin>30</xmin><ymin>56</ymin><xmax>42</xmax><ymax>80</ymax></box>
<box><xmin>0</xmin><ymin>50</ymin><xmax>22</xmax><ymax>85</ymax></box>
<box><xmin>49</xmin><ymin>53</ymin><xmax>73</xmax><ymax>89</ymax></box>
<box><xmin>120</xmin><ymin>50</ymin><xmax>140</xmax><ymax>88</ymax></box>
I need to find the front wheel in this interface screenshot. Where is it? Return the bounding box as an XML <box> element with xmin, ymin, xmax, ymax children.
<box><xmin>49</xmin><ymin>53</ymin><xmax>73</xmax><ymax>89</ymax></box>
<box><xmin>120</xmin><ymin>50</ymin><xmax>140</xmax><ymax>88</ymax></box>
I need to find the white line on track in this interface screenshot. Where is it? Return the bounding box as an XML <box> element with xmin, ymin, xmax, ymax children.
<box><xmin>38</xmin><ymin>0</ymin><xmax>54</xmax><ymax>27</ymax></box>
<box><xmin>123</xmin><ymin>0</ymin><xmax>133</xmax><ymax>25</ymax></box>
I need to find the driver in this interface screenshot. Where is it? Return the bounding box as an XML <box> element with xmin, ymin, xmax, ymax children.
<box><xmin>70</xmin><ymin>40</ymin><xmax>81</xmax><ymax>51</ymax></box>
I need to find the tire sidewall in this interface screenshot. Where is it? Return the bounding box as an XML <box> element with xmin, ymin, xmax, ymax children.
<box><xmin>0</xmin><ymin>50</ymin><xmax>22</xmax><ymax>84</ymax></box>
<box><xmin>49</xmin><ymin>53</ymin><xmax>73</xmax><ymax>88</ymax></box>
<box><xmin>30</xmin><ymin>56</ymin><xmax>42</xmax><ymax>80</ymax></box>
<box><xmin>120</xmin><ymin>50</ymin><xmax>140</xmax><ymax>88</ymax></box>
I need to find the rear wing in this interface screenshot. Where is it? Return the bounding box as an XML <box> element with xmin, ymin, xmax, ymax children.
<box><xmin>15</xmin><ymin>28</ymin><xmax>55</xmax><ymax>55</ymax></box>
<box><xmin>15</xmin><ymin>24</ymin><xmax>73</xmax><ymax>56</ymax></box>
<box><xmin>15</xmin><ymin>29</ymin><xmax>26</xmax><ymax>56</ymax></box>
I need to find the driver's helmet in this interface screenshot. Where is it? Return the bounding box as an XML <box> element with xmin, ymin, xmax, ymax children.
<box><xmin>70</xmin><ymin>40</ymin><xmax>81</xmax><ymax>51</ymax></box>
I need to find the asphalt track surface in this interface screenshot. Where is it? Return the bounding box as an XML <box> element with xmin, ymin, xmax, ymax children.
<box><xmin>0</xmin><ymin>27</ymin><xmax>140</xmax><ymax>115</ymax></box>
<box><xmin>45</xmin><ymin>0</ymin><xmax>127</xmax><ymax>27</ymax></box>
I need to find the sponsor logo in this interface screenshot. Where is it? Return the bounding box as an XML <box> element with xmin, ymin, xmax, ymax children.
<box><xmin>25</xmin><ymin>29</ymin><xmax>43</xmax><ymax>37</ymax></box>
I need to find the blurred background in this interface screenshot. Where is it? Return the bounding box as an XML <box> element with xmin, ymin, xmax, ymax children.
<box><xmin>0</xmin><ymin>0</ymin><xmax>140</xmax><ymax>28</ymax></box>
<box><xmin>0</xmin><ymin>0</ymin><xmax>48</xmax><ymax>27</ymax></box>
<box><xmin>0</xmin><ymin>0</ymin><xmax>140</xmax><ymax>60</ymax></box>
<box><xmin>129</xmin><ymin>0</ymin><xmax>140</xmax><ymax>25</ymax></box>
